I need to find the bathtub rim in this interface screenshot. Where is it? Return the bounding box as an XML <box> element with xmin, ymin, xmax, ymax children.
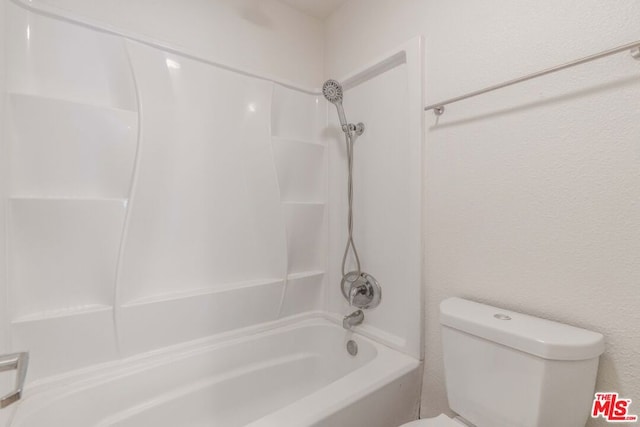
<box><xmin>15</xmin><ymin>311</ymin><xmax>419</xmax><ymax>402</ymax></box>
<box><xmin>9</xmin><ymin>313</ymin><xmax>423</xmax><ymax>427</ymax></box>
<box><xmin>10</xmin><ymin>312</ymin><xmax>422</xmax><ymax>427</ymax></box>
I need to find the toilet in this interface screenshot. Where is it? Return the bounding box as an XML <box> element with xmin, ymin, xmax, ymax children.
<box><xmin>402</xmin><ymin>297</ymin><xmax>605</xmax><ymax>427</ymax></box>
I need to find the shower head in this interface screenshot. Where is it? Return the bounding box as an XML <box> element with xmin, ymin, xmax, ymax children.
<box><xmin>323</xmin><ymin>79</ymin><xmax>343</xmax><ymax>104</ymax></box>
<box><xmin>323</xmin><ymin>79</ymin><xmax>348</xmax><ymax>130</ymax></box>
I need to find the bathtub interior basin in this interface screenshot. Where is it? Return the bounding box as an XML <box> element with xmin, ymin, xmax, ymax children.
<box><xmin>8</xmin><ymin>316</ymin><xmax>421</xmax><ymax>427</ymax></box>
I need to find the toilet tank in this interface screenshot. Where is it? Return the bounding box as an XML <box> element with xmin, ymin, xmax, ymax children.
<box><xmin>440</xmin><ymin>298</ymin><xmax>605</xmax><ymax>427</ymax></box>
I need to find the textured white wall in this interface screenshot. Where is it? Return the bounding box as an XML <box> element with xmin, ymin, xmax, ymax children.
<box><xmin>18</xmin><ymin>0</ymin><xmax>324</xmax><ymax>89</ymax></box>
<box><xmin>0</xmin><ymin>1</ymin><xmax>11</xmax><ymax>424</ymax></box>
<box><xmin>325</xmin><ymin>1</ymin><xmax>640</xmax><ymax>425</ymax></box>
<box><xmin>0</xmin><ymin>0</ymin><xmax>7</xmax><ymax>354</ymax></box>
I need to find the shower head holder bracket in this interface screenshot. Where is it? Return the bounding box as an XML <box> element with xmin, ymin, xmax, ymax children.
<box><xmin>344</xmin><ymin>122</ymin><xmax>365</xmax><ymax>137</ymax></box>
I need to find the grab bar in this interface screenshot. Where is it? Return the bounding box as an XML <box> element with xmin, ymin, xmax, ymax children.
<box><xmin>0</xmin><ymin>352</ymin><xmax>29</xmax><ymax>408</ymax></box>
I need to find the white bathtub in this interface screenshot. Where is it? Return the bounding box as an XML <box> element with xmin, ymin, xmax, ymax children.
<box><xmin>8</xmin><ymin>317</ymin><xmax>421</xmax><ymax>427</ymax></box>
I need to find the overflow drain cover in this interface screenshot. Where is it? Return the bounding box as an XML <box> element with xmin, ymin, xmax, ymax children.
<box><xmin>347</xmin><ymin>340</ymin><xmax>358</xmax><ymax>356</ymax></box>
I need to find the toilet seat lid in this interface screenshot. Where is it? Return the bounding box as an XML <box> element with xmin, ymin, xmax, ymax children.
<box><xmin>401</xmin><ymin>414</ymin><xmax>467</xmax><ymax>427</ymax></box>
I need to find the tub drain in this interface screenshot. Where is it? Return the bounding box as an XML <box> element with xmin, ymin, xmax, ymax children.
<box><xmin>346</xmin><ymin>340</ymin><xmax>358</xmax><ymax>356</ymax></box>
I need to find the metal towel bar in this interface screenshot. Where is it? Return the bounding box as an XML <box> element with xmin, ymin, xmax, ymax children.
<box><xmin>0</xmin><ymin>352</ymin><xmax>29</xmax><ymax>408</ymax></box>
<box><xmin>425</xmin><ymin>41</ymin><xmax>640</xmax><ymax>115</ymax></box>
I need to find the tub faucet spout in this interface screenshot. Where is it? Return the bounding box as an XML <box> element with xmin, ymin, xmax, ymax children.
<box><xmin>343</xmin><ymin>310</ymin><xmax>364</xmax><ymax>330</ymax></box>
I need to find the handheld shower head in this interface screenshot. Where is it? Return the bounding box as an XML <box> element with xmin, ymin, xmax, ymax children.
<box><xmin>323</xmin><ymin>79</ymin><xmax>343</xmax><ymax>104</ymax></box>
<box><xmin>323</xmin><ymin>79</ymin><xmax>348</xmax><ymax>130</ymax></box>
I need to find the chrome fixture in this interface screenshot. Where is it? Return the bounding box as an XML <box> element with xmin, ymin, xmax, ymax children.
<box><xmin>426</xmin><ymin>39</ymin><xmax>640</xmax><ymax>116</ymax></box>
<box><xmin>323</xmin><ymin>79</ymin><xmax>381</xmax><ymax>313</ymax></box>
<box><xmin>0</xmin><ymin>352</ymin><xmax>29</xmax><ymax>409</ymax></box>
<box><xmin>346</xmin><ymin>340</ymin><xmax>358</xmax><ymax>356</ymax></box>
<box><xmin>343</xmin><ymin>310</ymin><xmax>364</xmax><ymax>330</ymax></box>
<box><xmin>323</xmin><ymin>79</ymin><xmax>348</xmax><ymax>132</ymax></box>
<box><xmin>323</xmin><ymin>79</ymin><xmax>365</xmax><ymax>137</ymax></box>
<box><xmin>341</xmin><ymin>271</ymin><xmax>382</xmax><ymax>310</ymax></box>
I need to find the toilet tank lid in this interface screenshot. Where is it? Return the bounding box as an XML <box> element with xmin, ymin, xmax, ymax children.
<box><xmin>440</xmin><ymin>298</ymin><xmax>605</xmax><ymax>361</ymax></box>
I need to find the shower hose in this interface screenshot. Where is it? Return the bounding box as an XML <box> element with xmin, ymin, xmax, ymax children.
<box><xmin>341</xmin><ymin>131</ymin><xmax>361</xmax><ymax>279</ymax></box>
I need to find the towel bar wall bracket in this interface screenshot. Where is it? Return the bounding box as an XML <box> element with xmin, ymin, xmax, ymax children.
<box><xmin>426</xmin><ymin>41</ymin><xmax>640</xmax><ymax>116</ymax></box>
<box><xmin>0</xmin><ymin>352</ymin><xmax>29</xmax><ymax>409</ymax></box>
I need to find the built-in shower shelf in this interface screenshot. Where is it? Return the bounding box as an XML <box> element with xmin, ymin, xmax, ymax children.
<box><xmin>282</xmin><ymin>201</ymin><xmax>325</xmax><ymax>207</ymax></box>
<box><xmin>271</xmin><ymin>136</ymin><xmax>324</xmax><ymax>148</ymax></box>
<box><xmin>10</xmin><ymin>196</ymin><xmax>128</xmax><ymax>204</ymax></box>
<box><xmin>8</xmin><ymin>92</ymin><xmax>138</xmax><ymax>114</ymax></box>
<box><xmin>11</xmin><ymin>304</ymin><xmax>113</xmax><ymax>324</ymax></box>
<box><xmin>122</xmin><ymin>278</ymin><xmax>285</xmax><ymax>307</ymax></box>
<box><xmin>287</xmin><ymin>270</ymin><xmax>325</xmax><ymax>281</ymax></box>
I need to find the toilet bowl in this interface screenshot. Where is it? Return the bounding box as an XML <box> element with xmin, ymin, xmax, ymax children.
<box><xmin>399</xmin><ymin>297</ymin><xmax>605</xmax><ymax>427</ymax></box>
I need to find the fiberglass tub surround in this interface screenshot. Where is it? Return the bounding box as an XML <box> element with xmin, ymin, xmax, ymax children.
<box><xmin>5</xmin><ymin>1</ymin><xmax>328</xmax><ymax>377</ymax></box>
<box><xmin>1</xmin><ymin>0</ymin><xmax>423</xmax><ymax>426</ymax></box>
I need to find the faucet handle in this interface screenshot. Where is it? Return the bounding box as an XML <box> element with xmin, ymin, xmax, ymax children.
<box><xmin>348</xmin><ymin>283</ymin><xmax>364</xmax><ymax>306</ymax></box>
<box><xmin>341</xmin><ymin>271</ymin><xmax>382</xmax><ymax>310</ymax></box>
